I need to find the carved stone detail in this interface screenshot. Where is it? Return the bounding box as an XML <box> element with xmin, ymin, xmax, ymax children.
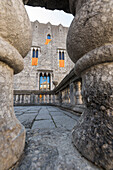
<box><xmin>0</xmin><ymin>0</ymin><xmax>31</xmax><ymax>169</ymax></box>
<box><xmin>67</xmin><ymin>0</ymin><xmax>113</xmax><ymax>169</ymax></box>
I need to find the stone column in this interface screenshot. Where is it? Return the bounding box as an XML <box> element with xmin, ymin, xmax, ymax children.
<box><xmin>67</xmin><ymin>0</ymin><xmax>113</xmax><ymax>169</ymax></box>
<box><xmin>75</xmin><ymin>81</ymin><xmax>82</xmax><ymax>105</ymax></box>
<box><xmin>0</xmin><ymin>1</ymin><xmax>31</xmax><ymax>170</ymax></box>
<box><xmin>53</xmin><ymin>94</ymin><xmax>55</xmax><ymax>104</ymax></box>
<box><xmin>65</xmin><ymin>88</ymin><xmax>68</xmax><ymax>104</ymax></box>
<box><xmin>36</xmin><ymin>72</ymin><xmax>39</xmax><ymax>90</ymax></box>
<box><xmin>49</xmin><ymin>94</ymin><xmax>51</xmax><ymax>103</ymax></box>
<box><xmin>58</xmin><ymin>91</ymin><xmax>62</xmax><ymax>105</ymax></box>
<box><xmin>50</xmin><ymin>73</ymin><xmax>53</xmax><ymax>90</ymax></box>
<box><xmin>67</xmin><ymin>87</ymin><xmax>70</xmax><ymax>104</ymax></box>
<box><xmin>70</xmin><ymin>83</ymin><xmax>75</xmax><ymax>106</ymax></box>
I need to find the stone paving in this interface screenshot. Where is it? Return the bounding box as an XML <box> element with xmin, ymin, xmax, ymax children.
<box><xmin>13</xmin><ymin>106</ymin><xmax>102</xmax><ymax>170</ymax></box>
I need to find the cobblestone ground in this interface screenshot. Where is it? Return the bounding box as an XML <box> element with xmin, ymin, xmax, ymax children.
<box><xmin>13</xmin><ymin>106</ymin><xmax>102</xmax><ymax>170</ymax></box>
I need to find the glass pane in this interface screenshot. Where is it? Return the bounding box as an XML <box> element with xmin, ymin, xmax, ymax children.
<box><xmin>36</xmin><ymin>49</ymin><xmax>38</xmax><ymax>58</ymax></box>
<box><xmin>47</xmin><ymin>35</ymin><xmax>51</xmax><ymax>39</ymax></box>
<box><xmin>59</xmin><ymin>51</ymin><xmax>61</xmax><ymax>60</ymax></box>
<box><xmin>40</xmin><ymin>75</ymin><xmax>50</xmax><ymax>90</ymax></box>
<box><xmin>32</xmin><ymin>49</ymin><xmax>35</xmax><ymax>58</ymax></box>
<box><xmin>62</xmin><ymin>52</ymin><xmax>64</xmax><ymax>60</ymax></box>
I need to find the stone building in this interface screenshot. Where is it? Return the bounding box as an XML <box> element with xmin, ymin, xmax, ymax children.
<box><xmin>14</xmin><ymin>21</ymin><xmax>74</xmax><ymax>90</ymax></box>
<box><xmin>1</xmin><ymin>1</ymin><xmax>113</xmax><ymax>170</ymax></box>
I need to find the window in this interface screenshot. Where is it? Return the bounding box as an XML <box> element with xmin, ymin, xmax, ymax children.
<box><xmin>36</xmin><ymin>49</ymin><xmax>38</xmax><ymax>58</ymax></box>
<box><xmin>62</xmin><ymin>52</ymin><xmax>64</xmax><ymax>60</ymax></box>
<box><xmin>39</xmin><ymin>73</ymin><xmax>50</xmax><ymax>91</ymax></box>
<box><xmin>32</xmin><ymin>49</ymin><xmax>35</xmax><ymax>58</ymax></box>
<box><xmin>32</xmin><ymin>48</ymin><xmax>38</xmax><ymax>66</ymax></box>
<box><xmin>59</xmin><ymin>51</ymin><xmax>61</xmax><ymax>60</ymax></box>
<box><xmin>47</xmin><ymin>34</ymin><xmax>51</xmax><ymax>39</ymax></box>
<box><xmin>45</xmin><ymin>34</ymin><xmax>52</xmax><ymax>45</ymax></box>
<box><xmin>59</xmin><ymin>51</ymin><xmax>65</xmax><ymax>67</ymax></box>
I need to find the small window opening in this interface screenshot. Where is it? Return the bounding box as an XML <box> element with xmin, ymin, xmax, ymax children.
<box><xmin>47</xmin><ymin>34</ymin><xmax>51</xmax><ymax>39</ymax></box>
<box><xmin>59</xmin><ymin>51</ymin><xmax>65</xmax><ymax>67</ymax></box>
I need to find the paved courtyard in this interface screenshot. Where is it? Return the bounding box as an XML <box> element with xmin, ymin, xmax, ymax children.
<box><xmin>13</xmin><ymin>106</ymin><xmax>102</xmax><ymax>170</ymax></box>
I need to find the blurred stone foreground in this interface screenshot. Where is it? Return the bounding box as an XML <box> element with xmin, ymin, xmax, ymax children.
<box><xmin>13</xmin><ymin>106</ymin><xmax>101</xmax><ymax>170</ymax></box>
<box><xmin>0</xmin><ymin>0</ymin><xmax>113</xmax><ymax>170</ymax></box>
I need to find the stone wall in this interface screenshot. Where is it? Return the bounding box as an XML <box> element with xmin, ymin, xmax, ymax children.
<box><xmin>14</xmin><ymin>21</ymin><xmax>74</xmax><ymax>90</ymax></box>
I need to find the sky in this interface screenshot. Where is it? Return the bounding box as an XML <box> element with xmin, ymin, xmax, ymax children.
<box><xmin>25</xmin><ymin>6</ymin><xmax>74</xmax><ymax>27</ymax></box>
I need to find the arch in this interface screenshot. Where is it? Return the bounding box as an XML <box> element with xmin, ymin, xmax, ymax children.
<box><xmin>47</xmin><ymin>34</ymin><xmax>51</xmax><ymax>39</ymax></box>
<box><xmin>39</xmin><ymin>72</ymin><xmax>50</xmax><ymax>90</ymax></box>
<box><xmin>59</xmin><ymin>51</ymin><xmax>61</xmax><ymax>60</ymax></box>
<box><xmin>32</xmin><ymin>49</ymin><xmax>35</xmax><ymax>58</ymax></box>
<box><xmin>62</xmin><ymin>51</ymin><xmax>64</xmax><ymax>60</ymax></box>
<box><xmin>36</xmin><ymin>49</ymin><xmax>38</xmax><ymax>58</ymax></box>
<box><xmin>59</xmin><ymin>51</ymin><xmax>65</xmax><ymax>67</ymax></box>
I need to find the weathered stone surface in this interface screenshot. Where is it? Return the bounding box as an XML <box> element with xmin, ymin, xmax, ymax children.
<box><xmin>67</xmin><ymin>0</ymin><xmax>113</xmax><ymax>63</ymax></box>
<box><xmin>32</xmin><ymin>120</ymin><xmax>56</xmax><ymax>129</ymax></box>
<box><xmin>0</xmin><ymin>37</ymin><xmax>24</xmax><ymax>74</ymax></box>
<box><xmin>1</xmin><ymin>0</ymin><xmax>113</xmax><ymax>169</ymax></box>
<box><xmin>65</xmin><ymin>0</ymin><xmax>113</xmax><ymax>169</ymax></box>
<box><xmin>0</xmin><ymin>0</ymin><xmax>32</xmax><ymax>60</ymax></box>
<box><xmin>0</xmin><ymin>1</ymin><xmax>32</xmax><ymax>169</ymax></box>
<box><xmin>13</xmin><ymin>106</ymin><xmax>101</xmax><ymax>170</ymax></box>
<box><xmin>73</xmin><ymin>63</ymin><xmax>113</xmax><ymax>170</ymax></box>
<box><xmin>74</xmin><ymin>44</ymin><xmax>113</xmax><ymax>75</ymax></box>
<box><xmin>0</xmin><ymin>62</ymin><xmax>25</xmax><ymax>170</ymax></box>
<box><xmin>15</xmin><ymin>128</ymin><xmax>101</xmax><ymax>170</ymax></box>
<box><xmin>17</xmin><ymin>114</ymin><xmax>37</xmax><ymax>129</ymax></box>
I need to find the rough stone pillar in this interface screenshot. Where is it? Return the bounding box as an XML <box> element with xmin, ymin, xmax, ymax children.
<box><xmin>49</xmin><ymin>94</ymin><xmax>51</xmax><ymax>103</ymax></box>
<box><xmin>70</xmin><ymin>83</ymin><xmax>75</xmax><ymax>106</ymax></box>
<box><xmin>65</xmin><ymin>88</ymin><xmax>69</xmax><ymax>104</ymax></box>
<box><xmin>50</xmin><ymin>73</ymin><xmax>53</xmax><ymax>90</ymax></box>
<box><xmin>58</xmin><ymin>92</ymin><xmax>62</xmax><ymax>105</ymax></box>
<box><xmin>0</xmin><ymin>1</ymin><xmax>31</xmax><ymax>169</ymax></box>
<box><xmin>67</xmin><ymin>87</ymin><xmax>70</xmax><ymax>104</ymax></box>
<box><xmin>67</xmin><ymin>0</ymin><xmax>113</xmax><ymax>169</ymax></box>
<box><xmin>75</xmin><ymin>81</ymin><xmax>82</xmax><ymax>105</ymax></box>
<box><xmin>36</xmin><ymin>72</ymin><xmax>39</xmax><ymax>90</ymax></box>
<box><xmin>53</xmin><ymin>94</ymin><xmax>55</xmax><ymax>104</ymax></box>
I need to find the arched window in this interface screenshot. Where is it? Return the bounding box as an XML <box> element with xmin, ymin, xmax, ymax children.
<box><xmin>59</xmin><ymin>51</ymin><xmax>65</xmax><ymax>67</ymax></box>
<box><xmin>59</xmin><ymin>51</ymin><xmax>61</xmax><ymax>60</ymax></box>
<box><xmin>40</xmin><ymin>73</ymin><xmax>50</xmax><ymax>91</ymax></box>
<box><xmin>47</xmin><ymin>34</ymin><xmax>51</xmax><ymax>39</ymax></box>
<box><xmin>32</xmin><ymin>48</ymin><xmax>38</xmax><ymax>66</ymax></box>
<box><xmin>32</xmin><ymin>49</ymin><xmax>35</xmax><ymax>58</ymax></box>
<box><xmin>36</xmin><ymin>49</ymin><xmax>38</xmax><ymax>58</ymax></box>
<box><xmin>45</xmin><ymin>34</ymin><xmax>52</xmax><ymax>45</ymax></box>
<box><xmin>62</xmin><ymin>52</ymin><xmax>64</xmax><ymax>60</ymax></box>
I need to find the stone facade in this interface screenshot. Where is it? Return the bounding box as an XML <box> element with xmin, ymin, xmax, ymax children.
<box><xmin>1</xmin><ymin>0</ymin><xmax>113</xmax><ymax>169</ymax></box>
<box><xmin>14</xmin><ymin>21</ymin><xmax>74</xmax><ymax>90</ymax></box>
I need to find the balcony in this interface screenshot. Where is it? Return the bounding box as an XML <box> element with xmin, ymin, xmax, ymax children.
<box><xmin>14</xmin><ymin>68</ymin><xmax>85</xmax><ymax>114</ymax></box>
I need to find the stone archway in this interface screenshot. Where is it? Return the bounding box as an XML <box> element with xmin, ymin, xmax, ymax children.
<box><xmin>23</xmin><ymin>1</ymin><xmax>113</xmax><ymax>169</ymax></box>
<box><xmin>0</xmin><ymin>0</ymin><xmax>113</xmax><ymax>169</ymax></box>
